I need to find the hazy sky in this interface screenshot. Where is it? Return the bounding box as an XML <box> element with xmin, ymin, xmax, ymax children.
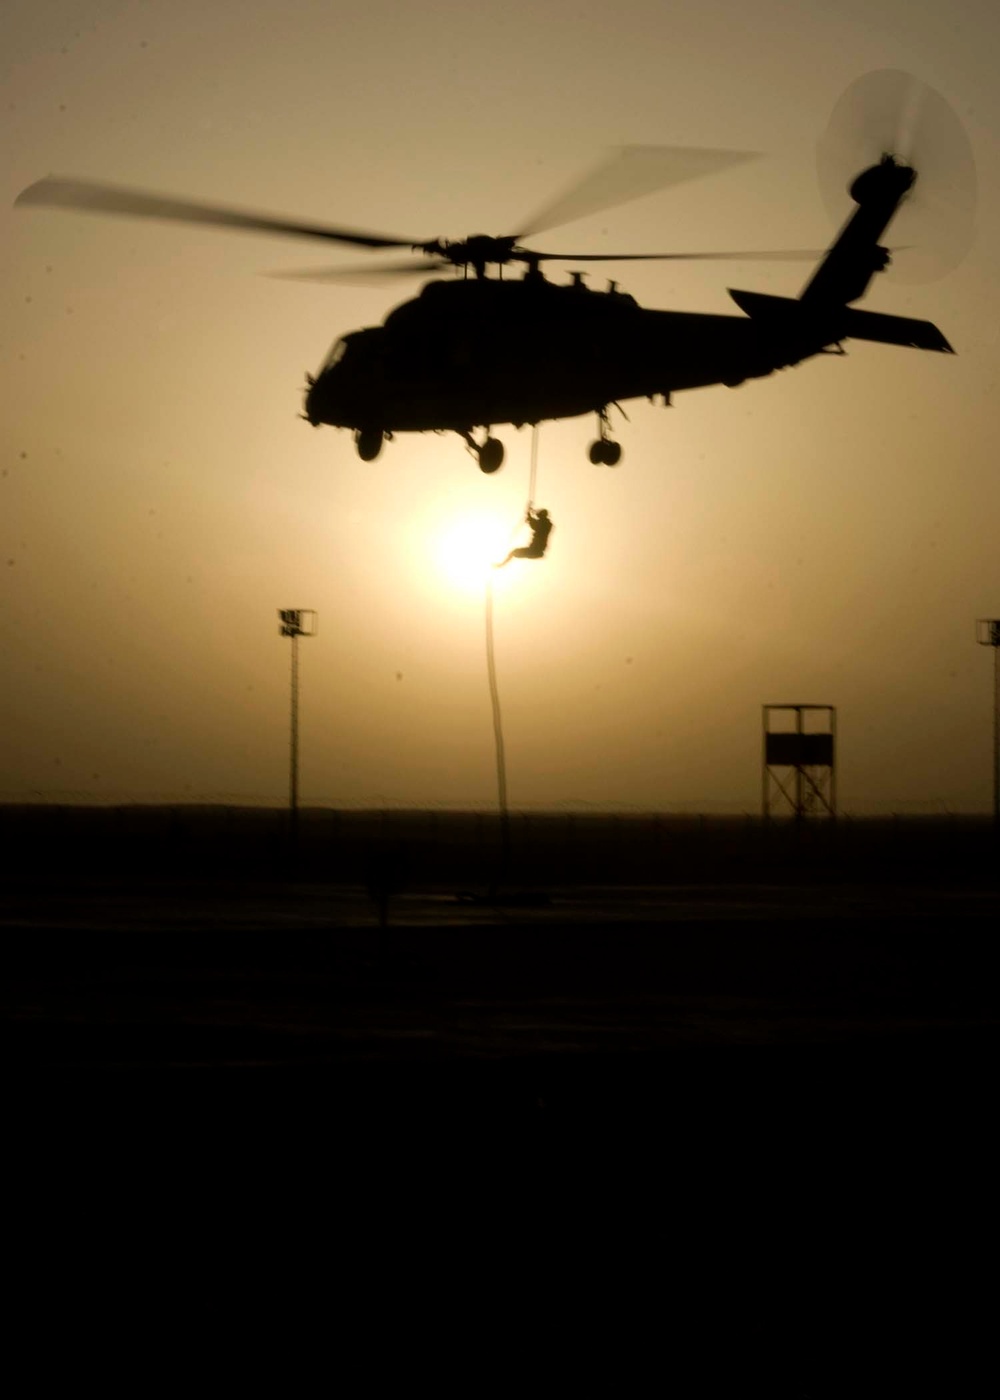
<box><xmin>4</xmin><ymin>0</ymin><xmax>1000</xmax><ymax>813</ymax></box>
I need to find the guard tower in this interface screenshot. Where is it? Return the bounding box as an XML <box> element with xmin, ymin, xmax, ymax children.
<box><xmin>762</xmin><ymin>704</ymin><xmax>837</xmax><ymax>822</ymax></box>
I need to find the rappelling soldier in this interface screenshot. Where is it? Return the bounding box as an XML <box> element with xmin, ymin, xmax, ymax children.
<box><xmin>495</xmin><ymin>507</ymin><xmax>553</xmax><ymax>567</ymax></box>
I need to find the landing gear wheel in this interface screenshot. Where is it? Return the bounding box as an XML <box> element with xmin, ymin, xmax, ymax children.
<box><xmin>356</xmin><ymin>428</ymin><xmax>384</xmax><ymax>462</ymax></box>
<box><xmin>589</xmin><ymin>439</ymin><xmax>621</xmax><ymax>466</ymax></box>
<box><xmin>478</xmin><ymin>437</ymin><xmax>505</xmax><ymax>474</ymax></box>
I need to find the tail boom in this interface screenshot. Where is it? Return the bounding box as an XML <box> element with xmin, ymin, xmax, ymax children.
<box><xmin>800</xmin><ymin>156</ymin><xmax>915</xmax><ymax>306</ymax></box>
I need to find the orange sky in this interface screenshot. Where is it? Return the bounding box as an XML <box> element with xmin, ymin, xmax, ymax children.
<box><xmin>3</xmin><ymin>0</ymin><xmax>1000</xmax><ymax>813</ymax></box>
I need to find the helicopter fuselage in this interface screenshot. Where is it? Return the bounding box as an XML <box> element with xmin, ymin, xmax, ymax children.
<box><xmin>303</xmin><ymin>274</ymin><xmax>820</xmax><ymax>437</ymax></box>
<box><xmin>303</xmin><ymin>155</ymin><xmax>954</xmax><ymax>470</ymax></box>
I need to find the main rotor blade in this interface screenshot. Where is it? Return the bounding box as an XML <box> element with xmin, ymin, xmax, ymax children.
<box><xmin>267</xmin><ymin>250</ymin><xmax>826</xmax><ymax>282</ymax></box>
<box><xmin>265</xmin><ymin>259</ymin><xmax>451</xmax><ymax>282</ymax></box>
<box><xmin>15</xmin><ymin>176</ymin><xmax>417</xmax><ymax>250</ymax></box>
<box><xmin>514</xmin><ymin>145</ymin><xmax>761</xmax><ymax>239</ymax></box>
<box><xmin>528</xmin><ymin>248</ymin><xmax>825</xmax><ymax>262</ymax></box>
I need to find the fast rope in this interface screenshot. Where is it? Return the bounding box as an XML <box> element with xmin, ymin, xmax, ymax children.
<box><xmin>484</xmin><ymin>572</ymin><xmax>509</xmax><ymax>876</ymax></box>
<box><xmin>527</xmin><ymin>419</ymin><xmax>539</xmax><ymax>508</ymax></box>
<box><xmin>483</xmin><ymin>423</ymin><xmax>541</xmax><ymax>880</ymax></box>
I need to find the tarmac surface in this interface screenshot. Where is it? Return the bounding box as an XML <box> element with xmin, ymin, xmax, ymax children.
<box><xmin>6</xmin><ymin>877</ymin><xmax>995</xmax><ymax>1391</ymax></box>
<box><xmin>4</xmin><ymin>878</ymin><xmax>996</xmax><ymax>1076</ymax></box>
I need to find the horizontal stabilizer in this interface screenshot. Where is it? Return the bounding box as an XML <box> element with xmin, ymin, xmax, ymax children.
<box><xmin>728</xmin><ymin>289</ymin><xmax>954</xmax><ymax>353</ymax></box>
<box><xmin>838</xmin><ymin>307</ymin><xmax>954</xmax><ymax>353</ymax></box>
<box><xmin>728</xmin><ymin>289</ymin><xmax>803</xmax><ymax>322</ymax></box>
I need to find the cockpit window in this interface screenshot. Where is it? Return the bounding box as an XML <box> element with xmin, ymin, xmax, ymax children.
<box><xmin>321</xmin><ymin>338</ymin><xmax>348</xmax><ymax>372</ymax></box>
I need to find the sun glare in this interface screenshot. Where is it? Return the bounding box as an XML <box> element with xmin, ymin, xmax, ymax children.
<box><xmin>432</xmin><ymin>510</ymin><xmax>519</xmax><ymax>594</ymax></box>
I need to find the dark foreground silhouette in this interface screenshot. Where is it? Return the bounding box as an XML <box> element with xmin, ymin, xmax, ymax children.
<box><xmin>5</xmin><ymin>807</ymin><xmax>993</xmax><ymax>1393</ymax></box>
<box><xmin>2</xmin><ymin>806</ymin><xmax>997</xmax><ymax>1081</ymax></box>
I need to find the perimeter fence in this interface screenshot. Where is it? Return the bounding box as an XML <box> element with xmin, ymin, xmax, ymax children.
<box><xmin>0</xmin><ymin>802</ymin><xmax>997</xmax><ymax>888</ymax></box>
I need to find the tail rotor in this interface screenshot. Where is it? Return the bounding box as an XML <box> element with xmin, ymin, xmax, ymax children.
<box><xmin>817</xmin><ymin>69</ymin><xmax>977</xmax><ymax>284</ymax></box>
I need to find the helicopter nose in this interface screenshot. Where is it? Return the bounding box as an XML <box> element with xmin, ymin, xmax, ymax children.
<box><xmin>303</xmin><ymin>372</ymin><xmax>321</xmax><ymax>426</ymax></box>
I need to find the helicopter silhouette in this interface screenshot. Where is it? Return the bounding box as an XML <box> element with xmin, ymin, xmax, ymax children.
<box><xmin>15</xmin><ymin>73</ymin><xmax>968</xmax><ymax>473</ymax></box>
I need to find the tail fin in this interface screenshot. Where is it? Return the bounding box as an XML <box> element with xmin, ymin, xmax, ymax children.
<box><xmin>728</xmin><ymin>156</ymin><xmax>954</xmax><ymax>355</ymax></box>
<box><xmin>800</xmin><ymin>156</ymin><xmax>914</xmax><ymax>306</ymax></box>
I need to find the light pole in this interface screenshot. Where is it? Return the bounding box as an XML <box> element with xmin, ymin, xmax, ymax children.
<box><xmin>279</xmin><ymin>609</ymin><xmax>317</xmax><ymax>856</ymax></box>
<box><xmin>976</xmin><ymin>619</ymin><xmax>1000</xmax><ymax>826</ymax></box>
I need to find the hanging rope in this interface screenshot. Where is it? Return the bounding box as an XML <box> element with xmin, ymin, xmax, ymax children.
<box><xmin>527</xmin><ymin>421</ymin><xmax>540</xmax><ymax>509</ymax></box>
<box><xmin>484</xmin><ymin>574</ymin><xmax>510</xmax><ymax>880</ymax></box>
<box><xmin>482</xmin><ymin>424</ymin><xmax>542</xmax><ymax>884</ymax></box>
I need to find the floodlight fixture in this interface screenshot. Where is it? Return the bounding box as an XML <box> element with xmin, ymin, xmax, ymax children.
<box><xmin>279</xmin><ymin>609</ymin><xmax>317</xmax><ymax>639</ymax></box>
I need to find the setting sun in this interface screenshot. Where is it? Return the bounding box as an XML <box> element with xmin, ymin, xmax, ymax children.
<box><xmin>431</xmin><ymin>510</ymin><xmax>522</xmax><ymax>593</ymax></box>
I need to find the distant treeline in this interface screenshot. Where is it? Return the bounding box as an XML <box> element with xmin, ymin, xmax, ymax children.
<box><xmin>0</xmin><ymin>804</ymin><xmax>998</xmax><ymax>887</ymax></box>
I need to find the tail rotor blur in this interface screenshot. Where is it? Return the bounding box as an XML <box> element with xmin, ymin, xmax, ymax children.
<box><xmin>817</xmin><ymin>69</ymin><xmax>977</xmax><ymax>283</ymax></box>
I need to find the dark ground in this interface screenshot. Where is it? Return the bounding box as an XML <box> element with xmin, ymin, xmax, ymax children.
<box><xmin>4</xmin><ymin>810</ymin><xmax>997</xmax><ymax>1390</ymax></box>
<box><xmin>3</xmin><ymin>877</ymin><xmax>998</xmax><ymax>1081</ymax></box>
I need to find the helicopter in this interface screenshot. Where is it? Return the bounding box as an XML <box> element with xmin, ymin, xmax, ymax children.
<box><xmin>294</xmin><ymin>158</ymin><xmax>952</xmax><ymax>476</ymax></box>
<box><xmin>15</xmin><ymin>72</ymin><xmax>972</xmax><ymax>474</ymax></box>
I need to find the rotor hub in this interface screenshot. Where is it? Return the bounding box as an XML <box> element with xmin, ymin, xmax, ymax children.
<box><xmin>850</xmin><ymin>154</ymin><xmax>916</xmax><ymax>206</ymax></box>
<box><xmin>419</xmin><ymin>234</ymin><xmax>521</xmax><ymax>274</ymax></box>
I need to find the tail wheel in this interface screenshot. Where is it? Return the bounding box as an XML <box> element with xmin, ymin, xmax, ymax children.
<box><xmin>356</xmin><ymin>429</ymin><xmax>383</xmax><ymax>462</ymax></box>
<box><xmin>478</xmin><ymin>437</ymin><xmax>504</xmax><ymax>474</ymax></box>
